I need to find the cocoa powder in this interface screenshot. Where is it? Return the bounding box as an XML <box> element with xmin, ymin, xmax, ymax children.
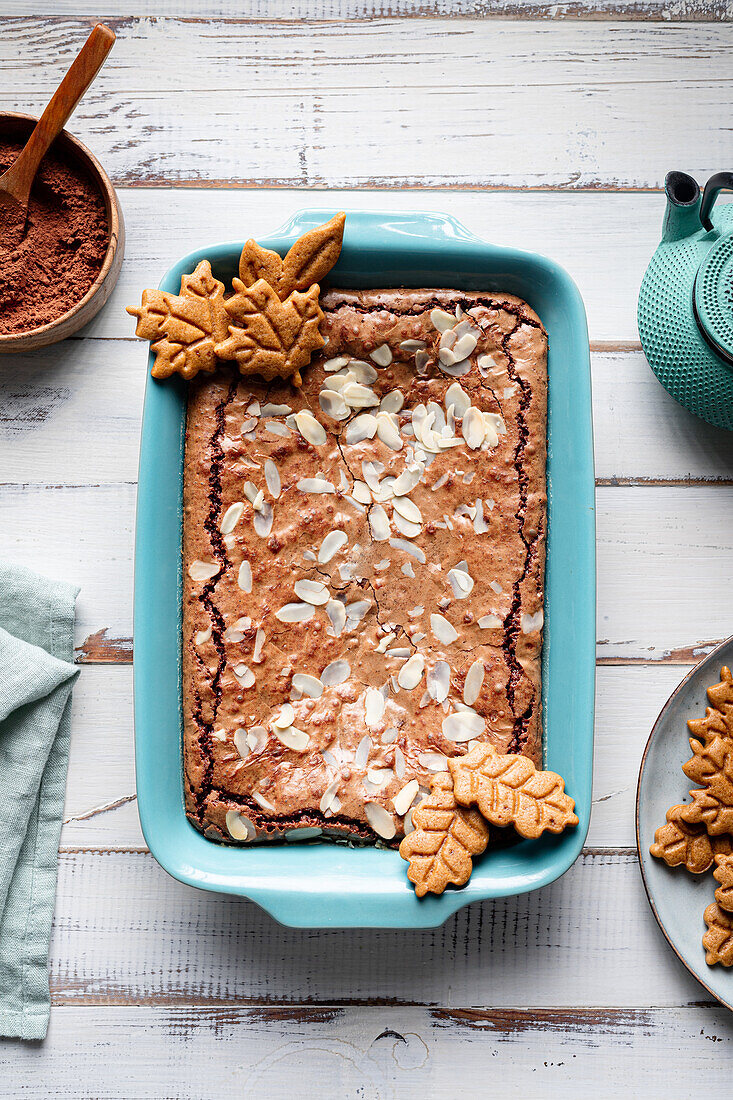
<box><xmin>0</xmin><ymin>138</ymin><xmax>109</xmax><ymax>334</ymax></box>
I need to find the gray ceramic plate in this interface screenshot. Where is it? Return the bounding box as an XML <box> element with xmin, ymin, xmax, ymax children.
<box><xmin>636</xmin><ymin>634</ymin><xmax>733</xmax><ymax>1009</ymax></box>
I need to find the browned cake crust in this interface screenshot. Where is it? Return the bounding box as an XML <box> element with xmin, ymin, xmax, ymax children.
<box><xmin>182</xmin><ymin>289</ymin><xmax>547</xmax><ymax>845</ymax></box>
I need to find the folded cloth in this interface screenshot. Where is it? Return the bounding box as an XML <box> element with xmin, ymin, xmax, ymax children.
<box><xmin>0</xmin><ymin>563</ymin><xmax>79</xmax><ymax>1041</ymax></box>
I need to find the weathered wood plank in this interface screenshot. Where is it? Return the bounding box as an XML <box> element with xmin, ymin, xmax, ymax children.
<box><xmin>3</xmin><ymin>0</ymin><xmax>731</xmax><ymax>20</ymax></box>
<box><xmin>45</xmin><ymin>848</ymin><xmax>704</xmax><ymax>1007</ymax></box>
<box><xmin>1</xmin><ymin>1004</ymin><xmax>732</xmax><ymax>1098</ymax></box>
<box><xmin>0</xmin><ymin>20</ymin><xmax>730</xmax><ymax>189</ymax></box>
<box><xmin>59</xmin><ymin>663</ymin><xmax>693</xmax><ymax>849</ymax></box>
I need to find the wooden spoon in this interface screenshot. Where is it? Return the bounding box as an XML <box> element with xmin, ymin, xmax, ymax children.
<box><xmin>0</xmin><ymin>23</ymin><xmax>115</xmax><ymax>251</ymax></box>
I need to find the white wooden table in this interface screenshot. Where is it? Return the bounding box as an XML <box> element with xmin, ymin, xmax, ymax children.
<box><xmin>2</xmin><ymin>5</ymin><xmax>733</xmax><ymax>1095</ymax></box>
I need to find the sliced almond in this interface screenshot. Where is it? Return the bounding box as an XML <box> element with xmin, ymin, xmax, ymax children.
<box><xmin>463</xmin><ymin>659</ymin><xmax>485</xmax><ymax>706</ymax></box>
<box><xmin>478</xmin><ymin>613</ymin><xmax>503</xmax><ymax>629</ymax></box>
<box><xmin>380</xmin><ymin>390</ymin><xmax>404</xmax><ymax>414</ymax></box>
<box><xmin>351</xmin><ymin>480</ymin><xmax>372</xmax><ymax>505</ymax></box>
<box><xmin>393</xmin><ymin>512</ymin><xmax>421</xmax><ymax>539</ymax></box>
<box><xmin>370</xmin><ymin>344</ymin><xmax>393</xmax><ymax>367</ymax></box>
<box><xmin>441</xmin><ymin>711</ymin><xmax>485</xmax><ymax>741</ymax></box>
<box><xmin>297</xmin><ymin>478</ymin><xmax>336</xmax><ymax>494</ymax></box>
<box><xmin>233</xmin><ymin>729</ymin><xmax>249</xmax><ymax>759</ymax></box>
<box><xmin>364</xmin><ymin>687</ymin><xmax>386</xmax><ymax>728</ymax></box>
<box><xmin>294</xmin><ymin>578</ymin><xmax>330</xmax><ymax>606</ymax></box>
<box><xmin>462</xmin><ymin>407</ymin><xmax>485</xmax><ymax>450</ymax></box>
<box><xmin>445</xmin><ymin>382</ymin><xmax>471</xmax><ymax>418</ymax></box>
<box><xmin>343</xmin><ymin>382</ymin><xmax>379</xmax><ymax>409</ymax></box>
<box><xmin>319</xmin><ymin>389</ymin><xmax>350</xmax><ymax>420</ymax></box>
<box><xmin>430</xmin><ymin>307</ymin><xmax>456</xmax><ymax>333</ymax></box>
<box><xmin>293</xmin><ymin>410</ymin><xmax>326</xmax><ymax>445</ymax></box>
<box><xmin>323</xmin><ymin>355</ymin><xmax>350</xmax><ymax>372</ymax></box>
<box><xmin>319</xmin><ymin>779</ymin><xmax>341</xmax><ymax>814</ymax></box>
<box><xmin>427</xmin><ymin>660</ymin><xmax>451</xmax><ymax>703</ymax></box>
<box><xmin>345</xmin><ymin>413</ymin><xmax>378</xmax><ymax>445</ymax></box>
<box><xmin>264</xmin><ymin>459</ymin><xmax>281</xmax><ymax>499</ymax></box>
<box><xmin>348</xmin><ymin>360</ymin><xmax>379</xmax><ymax>385</ymax></box>
<box><xmin>232</xmin><ymin>663</ymin><xmax>255</xmax><ymax>689</ymax></box>
<box><xmin>225</xmin><ymin>810</ymin><xmax>256</xmax><ymax>842</ymax></box>
<box><xmin>195</xmin><ymin>625</ymin><xmax>212</xmax><ymax>646</ymax></box>
<box><xmin>365</xmin><ymin>801</ymin><xmax>396</xmax><ymax>840</ymax></box>
<box><xmin>369</xmin><ymin>504</ymin><xmax>390</xmax><ymax>541</ymax></box>
<box><xmin>400</xmin><ymin>339</ymin><xmax>426</xmax><ymax>352</ymax></box>
<box><xmin>275</xmin><ymin>602</ymin><xmax>314</xmax><ymax>623</ymax></box>
<box><xmin>392</xmin><ymin>496</ymin><xmax>422</xmax><ymax>524</ymax></box>
<box><xmin>389</xmin><ymin>537</ymin><xmax>426</xmax><ymax>564</ymax></box>
<box><xmin>273</xmin><ymin>703</ymin><xmax>295</xmax><ymax>729</ymax></box>
<box><xmin>237</xmin><ymin>561</ymin><xmax>253</xmax><ymax>593</ymax></box>
<box><xmin>326</xmin><ymin>599</ymin><xmax>347</xmax><ymax>637</ymax></box>
<box><xmin>447</xmin><ymin>566</ymin><xmax>474</xmax><ymax>599</ymax></box>
<box><xmin>321</xmin><ymin>659</ymin><xmax>350</xmax><ymax>686</ymax></box>
<box><xmin>274</xmin><ymin>725</ymin><xmax>310</xmax><ymax>751</ymax></box>
<box><xmin>376</xmin><ymin>412</ymin><xmax>402</xmax><ymax>450</ymax></box>
<box><xmin>521</xmin><ymin>610</ymin><xmax>544</xmax><ymax>633</ymax></box>
<box><xmin>188</xmin><ymin>560</ymin><xmax>219</xmax><ymax>583</ymax></box>
<box><xmin>220</xmin><ymin>502</ymin><xmax>244</xmax><ymax>535</ymax></box>
<box><xmin>252</xmin><ymin>627</ymin><xmax>266</xmax><ymax>663</ymax></box>
<box><xmin>430</xmin><ymin>613</ymin><xmax>459</xmax><ymax>645</ymax></box>
<box><xmin>261</xmin><ymin>402</ymin><xmax>292</xmax><ymax>416</ymax></box>
<box><xmin>397</xmin><ymin>653</ymin><xmax>425</xmax><ymax>690</ymax></box>
<box><xmin>292</xmin><ymin>673</ymin><xmax>323</xmax><ymax>698</ymax></box>
<box><xmin>453</xmin><ymin>332</ymin><xmax>478</xmax><ymax>360</ymax></box>
<box><xmin>318</xmin><ymin>530</ymin><xmax>348</xmax><ymax>564</ymax></box>
<box><xmin>418</xmin><ymin>751</ymin><xmax>449</xmax><ymax>772</ymax></box>
<box><xmin>392</xmin><ymin>779</ymin><xmax>419</xmax><ymax>816</ymax></box>
<box><xmin>253</xmin><ymin>502</ymin><xmax>273</xmax><ymax>538</ymax></box>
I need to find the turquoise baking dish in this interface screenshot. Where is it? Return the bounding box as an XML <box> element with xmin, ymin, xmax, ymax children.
<box><xmin>134</xmin><ymin>209</ymin><xmax>595</xmax><ymax>929</ymax></box>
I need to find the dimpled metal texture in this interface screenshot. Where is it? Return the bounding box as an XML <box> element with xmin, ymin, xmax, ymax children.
<box><xmin>695</xmin><ymin>234</ymin><xmax>733</xmax><ymax>365</ymax></box>
<box><xmin>638</xmin><ymin>201</ymin><xmax>733</xmax><ymax>432</ymax></box>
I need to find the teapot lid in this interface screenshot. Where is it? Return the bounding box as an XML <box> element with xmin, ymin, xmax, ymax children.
<box><xmin>694</xmin><ymin>233</ymin><xmax>733</xmax><ymax>365</ymax></box>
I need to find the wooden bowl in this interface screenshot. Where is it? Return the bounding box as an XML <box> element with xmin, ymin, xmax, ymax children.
<box><xmin>0</xmin><ymin>111</ymin><xmax>124</xmax><ymax>352</ymax></box>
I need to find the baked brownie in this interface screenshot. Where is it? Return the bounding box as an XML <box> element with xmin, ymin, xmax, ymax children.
<box><xmin>182</xmin><ymin>289</ymin><xmax>547</xmax><ymax>845</ymax></box>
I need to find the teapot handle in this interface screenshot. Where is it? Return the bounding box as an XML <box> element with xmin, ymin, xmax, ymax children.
<box><xmin>700</xmin><ymin>172</ymin><xmax>733</xmax><ymax>231</ymax></box>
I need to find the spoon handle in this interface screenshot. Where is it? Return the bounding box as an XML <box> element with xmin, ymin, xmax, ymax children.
<box><xmin>3</xmin><ymin>24</ymin><xmax>115</xmax><ymax>206</ymax></box>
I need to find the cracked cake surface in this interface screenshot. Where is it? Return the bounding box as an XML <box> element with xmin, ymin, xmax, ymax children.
<box><xmin>182</xmin><ymin>288</ymin><xmax>547</xmax><ymax>845</ymax></box>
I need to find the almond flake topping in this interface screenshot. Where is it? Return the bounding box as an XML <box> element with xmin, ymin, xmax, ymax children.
<box><xmin>317</xmin><ymin>530</ymin><xmax>348</xmax><ymax>564</ymax></box>
<box><xmin>195</xmin><ymin>625</ymin><xmax>212</xmax><ymax>646</ymax></box>
<box><xmin>188</xmin><ymin>560</ymin><xmax>219</xmax><ymax>583</ymax></box>
<box><xmin>393</xmin><ymin>779</ymin><xmax>419</xmax><ymax>817</ymax></box>
<box><xmin>326</xmin><ymin>599</ymin><xmax>347</xmax><ymax>637</ymax></box>
<box><xmin>275</xmin><ymin>602</ymin><xmax>315</xmax><ymax>623</ymax></box>
<box><xmin>321</xmin><ymin>659</ymin><xmax>351</xmax><ymax>686</ymax></box>
<box><xmin>445</xmin><ymin>382</ymin><xmax>471</xmax><ymax>418</ymax></box>
<box><xmin>365</xmin><ymin>801</ymin><xmax>396</xmax><ymax>840</ymax></box>
<box><xmin>297</xmin><ymin>478</ymin><xmax>336</xmax><ymax>494</ymax></box>
<box><xmin>233</xmin><ymin>729</ymin><xmax>250</xmax><ymax>759</ymax></box>
<box><xmin>397</xmin><ymin>653</ymin><xmax>425</xmax><ymax>690</ymax></box>
<box><xmin>253</xmin><ymin>501</ymin><xmax>273</xmax><ymax>538</ymax></box>
<box><xmin>345</xmin><ymin>413</ymin><xmax>378</xmax><ymax>445</ymax></box>
<box><xmin>431</xmin><ymin>613</ymin><xmax>459</xmax><ymax>645</ymax></box>
<box><xmin>252</xmin><ymin>627</ymin><xmax>266</xmax><ymax>663</ymax></box>
<box><xmin>274</xmin><ymin>724</ymin><xmax>310</xmax><ymax>751</ymax></box>
<box><xmin>392</xmin><ymin>496</ymin><xmax>422</xmax><ymax>524</ymax></box>
<box><xmin>418</xmin><ymin>751</ymin><xmax>449</xmax><ymax>772</ymax></box>
<box><xmin>294</xmin><ymin>578</ymin><xmax>330</xmax><ymax>606</ymax></box>
<box><xmin>463</xmin><ymin>659</ymin><xmax>485</xmax><ymax>706</ymax></box>
<box><xmin>343</xmin><ymin>382</ymin><xmax>379</xmax><ymax>409</ymax></box>
<box><xmin>233</xmin><ymin>663</ymin><xmax>255</xmax><ymax>689</ymax></box>
<box><xmin>376</xmin><ymin>412</ymin><xmax>402</xmax><ymax>450</ymax></box>
<box><xmin>324</xmin><ymin>356</ymin><xmax>350</xmax><ymax>372</ymax></box>
<box><xmin>369</xmin><ymin>504</ymin><xmax>391</xmax><ymax>541</ymax></box>
<box><xmin>447</xmin><ymin>565</ymin><xmax>474</xmax><ymax>599</ymax></box>
<box><xmin>264</xmin><ymin>459</ymin><xmax>281</xmax><ymax>499</ymax></box>
<box><xmin>348</xmin><ymin>360</ymin><xmax>379</xmax><ymax>384</ymax></box>
<box><xmin>355</xmin><ymin>735</ymin><xmax>372</xmax><ymax>770</ymax></box>
<box><xmin>380</xmin><ymin>390</ymin><xmax>404</xmax><ymax>414</ymax></box>
<box><xmin>320</xmin><ymin>779</ymin><xmax>341</xmax><ymax>814</ymax></box>
<box><xmin>226</xmin><ymin>810</ymin><xmax>256</xmax><ymax>842</ymax></box>
<box><xmin>478</xmin><ymin>613</ymin><xmax>503</xmax><ymax>629</ymax></box>
<box><xmin>453</xmin><ymin>331</ymin><xmax>478</xmax><ymax>360</ymax></box>
<box><xmin>319</xmin><ymin>389</ymin><xmax>350</xmax><ymax>420</ymax></box>
<box><xmin>247</xmin><ymin>726</ymin><xmax>268</xmax><ymax>753</ymax></box>
<box><xmin>220</xmin><ymin>502</ymin><xmax>244</xmax><ymax>535</ymax></box>
<box><xmin>427</xmin><ymin>660</ymin><xmax>451</xmax><ymax>703</ymax></box>
<box><xmin>430</xmin><ymin>307</ymin><xmax>456</xmax><ymax>333</ymax></box>
<box><xmin>292</xmin><ymin>673</ymin><xmax>323</xmax><ymax>698</ymax></box>
<box><xmin>389</xmin><ymin>537</ymin><xmax>426</xmax><ymax>564</ymax></box>
<box><xmin>365</xmin><ymin>687</ymin><xmax>386</xmax><ymax>728</ymax></box>
<box><xmin>345</xmin><ymin>600</ymin><xmax>370</xmax><ymax>628</ymax></box>
<box><xmin>462</xmin><ymin>407</ymin><xmax>485</xmax><ymax>450</ymax></box>
<box><xmin>370</xmin><ymin>344</ymin><xmax>393</xmax><ymax>367</ymax></box>
<box><xmin>237</xmin><ymin>561</ymin><xmax>252</xmax><ymax>593</ymax></box>
<box><xmin>400</xmin><ymin>339</ymin><xmax>426</xmax><ymax>352</ymax></box>
<box><xmin>521</xmin><ymin>610</ymin><xmax>544</xmax><ymax>633</ymax></box>
<box><xmin>442</xmin><ymin>710</ymin><xmax>485</xmax><ymax>742</ymax></box>
<box><xmin>260</xmin><ymin>403</ymin><xmax>292</xmax><ymax>416</ymax></box>
<box><xmin>294</xmin><ymin>410</ymin><xmax>327</xmax><ymax>446</ymax></box>
<box><xmin>273</xmin><ymin>705</ymin><xmax>295</xmax><ymax>730</ymax></box>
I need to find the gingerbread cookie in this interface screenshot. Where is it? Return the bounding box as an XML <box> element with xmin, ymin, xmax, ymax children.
<box><xmin>703</xmin><ymin>901</ymin><xmax>733</xmax><ymax>967</ymax></box>
<box><xmin>127</xmin><ymin>260</ymin><xmax>229</xmax><ymax>380</ymax></box>
<box><xmin>448</xmin><ymin>743</ymin><xmax>578</xmax><ymax>839</ymax></box>
<box><xmin>650</xmin><ymin>804</ymin><xmax>722</xmax><ymax>874</ymax></box>
<box><xmin>713</xmin><ymin>852</ymin><xmax>733</xmax><ymax>912</ymax></box>
<box><xmin>129</xmin><ymin>213</ymin><xmax>345</xmax><ymax>383</ymax></box>
<box><xmin>398</xmin><ymin>774</ymin><xmax>489</xmax><ymax>898</ymax></box>
<box><xmin>680</xmin><ymin>731</ymin><xmax>733</xmax><ymax>835</ymax></box>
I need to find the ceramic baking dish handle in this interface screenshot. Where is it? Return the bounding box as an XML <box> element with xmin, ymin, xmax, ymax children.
<box><xmin>273</xmin><ymin>207</ymin><xmax>484</xmax><ymax>250</ymax></box>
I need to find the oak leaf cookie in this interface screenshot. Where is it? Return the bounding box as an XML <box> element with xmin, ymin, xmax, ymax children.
<box><xmin>399</xmin><ymin>773</ymin><xmax>489</xmax><ymax>897</ymax></box>
<box><xmin>127</xmin><ymin>260</ymin><xmax>229</xmax><ymax>380</ymax></box>
<box><xmin>650</xmin><ymin>804</ymin><xmax>722</xmax><ymax>874</ymax></box>
<box><xmin>448</xmin><ymin>743</ymin><xmax>578</xmax><ymax>839</ymax></box>
<box><xmin>703</xmin><ymin>901</ymin><xmax>733</xmax><ymax>967</ymax></box>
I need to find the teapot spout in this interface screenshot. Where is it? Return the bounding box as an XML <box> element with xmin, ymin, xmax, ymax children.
<box><xmin>662</xmin><ymin>171</ymin><xmax>701</xmax><ymax>242</ymax></box>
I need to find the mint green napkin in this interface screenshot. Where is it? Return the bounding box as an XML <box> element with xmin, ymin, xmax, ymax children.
<box><xmin>0</xmin><ymin>563</ymin><xmax>79</xmax><ymax>1041</ymax></box>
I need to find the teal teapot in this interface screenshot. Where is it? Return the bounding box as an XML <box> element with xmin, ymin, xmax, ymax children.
<box><xmin>638</xmin><ymin>172</ymin><xmax>733</xmax><ymax>431</ymax></box>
